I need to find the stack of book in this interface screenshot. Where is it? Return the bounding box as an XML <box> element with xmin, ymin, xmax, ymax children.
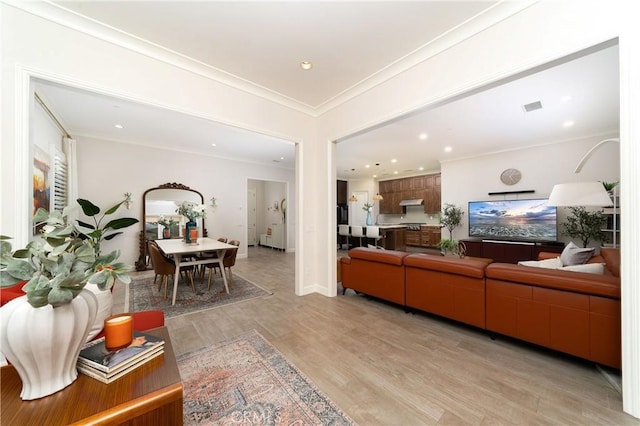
<box><xmin>77</xmin><ymin>331</ymin><xmax>165</xmax><ymax>384</ymax></box>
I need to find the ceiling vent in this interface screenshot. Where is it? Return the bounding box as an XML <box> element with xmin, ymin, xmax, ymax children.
<box><xmin>522</xmin><ymin>101</ymin><xmax>543</xmax><ymax>113</ymax></box>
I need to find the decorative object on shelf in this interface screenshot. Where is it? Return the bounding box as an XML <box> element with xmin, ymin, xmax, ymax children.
<box><xmin>438</xmin><ymin>203</ymin><xmax>464</xmax><ymax>257</ymax></box>
<box><xmin>0</xmin><ymin>200</ymin><xmax>137</xmax><ymax>400</ymax></box>
<box><xmin>362</xmin><ymin>202</ymin><xmax>374</xmax><ymax>226</ymax></box>
<box><xmin>500</xmin><ymin>168</ymin><xmax>522</xmax><ymax>185</ymax></box>
<box><xmin>562</xmin><ymin>206</ymin><xmax>606</xmax><ymax>247</ymax></box>
<box><xmin>123</xmin><ymin>192</ymin><xmax>133</xmax><ymax>209</ymax></box>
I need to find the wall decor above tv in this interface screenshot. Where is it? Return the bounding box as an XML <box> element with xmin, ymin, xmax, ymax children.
<box><xmin>468</xmin><ymin>199</ymin><xmax>557</xmax><ymax>241</ymax></box>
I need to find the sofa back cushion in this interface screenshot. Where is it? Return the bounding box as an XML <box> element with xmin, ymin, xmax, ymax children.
<box><xmin>348</xmin><ymin>247</ymin><xmax>408</xmax><ymax>265</ymax></box>
<box><xmin>404</xmin><ymin>254</ymin><xmax>488</xmax><ymax>279</ymax></box>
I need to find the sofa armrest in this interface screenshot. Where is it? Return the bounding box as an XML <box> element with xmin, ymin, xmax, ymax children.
<box><xmin>348</xmin><ymin>247</ymin><xmax>409</xmax><ymax>266</ymax></box>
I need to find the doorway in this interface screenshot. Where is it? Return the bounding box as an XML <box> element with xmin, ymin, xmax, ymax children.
<box><xmin>247</xmin><ymin>178</ymin><xmax>287</xmax><ymax>256</ymax></box>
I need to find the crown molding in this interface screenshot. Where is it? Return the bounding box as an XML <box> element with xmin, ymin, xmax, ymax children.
<box><xmin>5</xmin><ymin>0</ymin><xmax>536</xmax><ymax>119</ymax></box>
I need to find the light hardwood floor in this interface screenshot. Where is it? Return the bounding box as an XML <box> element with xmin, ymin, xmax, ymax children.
<box><xmin>122</xmin><ymin>246</ymin><xmax>637</xmax><ymax>425</ymax></box>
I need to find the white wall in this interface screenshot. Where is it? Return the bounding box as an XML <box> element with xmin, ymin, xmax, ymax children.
<box><xmin>75</xmin><ymin>136</ymin><xmax>295</xmax><ymax>264</ymax></box>
<box><xmin>441</xmin><ymin>135</ymin><xmax>620</xmax><ymax>243</ymax></box>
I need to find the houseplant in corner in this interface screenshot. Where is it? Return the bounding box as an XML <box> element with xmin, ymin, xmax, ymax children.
<box><xmin>0</xmin><ymin>203</ymin><xmax>135</xmax><ymax>400</ymax></box>
<box><xmin>562</xmin><ymin>206</ymin><xmax>606</xmax><ymax>248</ymax></box>
<box><xmin>438</xmin><ymin>203</ymin><xmax>465</xmax><ymax>257</ymax></box>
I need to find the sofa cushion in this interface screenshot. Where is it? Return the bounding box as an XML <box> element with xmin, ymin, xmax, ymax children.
<box><xmin>561</xmin><ymin>263</ymin><xmax>606</xmax><ymax>274</ymax></box>
<box><xmin>600</xmin><ymin>247</ymin><xmax>620</xmax><ymax>277</ymax></box>
<box><xmin>518</xmin><ymin>257</ymin><xmax>563</xmax><ymax>269</ymax></box>
<box><xmin>560</xmin><ymin>241</ymin><xmax>595</xmax><ymax>266</ymax></box>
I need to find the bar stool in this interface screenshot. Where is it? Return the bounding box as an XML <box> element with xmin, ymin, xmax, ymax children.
<box><xmin>366</xmin><ymin>226</ymin><xmax>382</xmax><ymax>248</ymax></box>
<box><xmin>351</xmin><ymin>226</ymin><xmax>366</xmax><ymax>247</ymax></box>
<box><xmin>338</xmin><ymin>224</ymin><xmax>350</xmax><ymax>249</ymax></box>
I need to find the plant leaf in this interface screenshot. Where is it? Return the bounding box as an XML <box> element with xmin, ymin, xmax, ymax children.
<box><xmin>104</xmin><ymin>200</ymin><xmax>125</xmax><ymax>215</ymax></box>
<box><xmin>76</xmin><ymin>220</ymin><xmax>96</xmax><ymax>230</ymax></box>
<box><xmin>77</xmin><ymin>199</ymin><xmax>100</xmax><ymax>216</ymax></box>
<box><xmin>103</xmin><ymin>217</ymin><xmax>139</xmax><ymax>231</ymax></box>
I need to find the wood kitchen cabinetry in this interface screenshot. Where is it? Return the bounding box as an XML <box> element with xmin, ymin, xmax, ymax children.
<box><xmin>337</xmin><ymin>180</ymin><xmax>348</xmax><ymax>204</ymax></box>
<box><xmin>378</xmin><ymin>173</ymin><xmax>441</xmax><ymax>215</ymax></box>
<box><xmin>421</xmin><ymin>226</ymin><xmax>441</xmax><ymax>248</ymax></box>
<box><xmin>379</xmin><ymin>227</ymin><xmax>406</xmax><ymax>251</ymax></box>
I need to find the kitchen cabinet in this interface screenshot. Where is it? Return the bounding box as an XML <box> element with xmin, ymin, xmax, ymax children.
<box><xmin>405</xmin><ymin>230</ymin><xmax>421</xmax><ymax>247</ymax></box>
<box><xmin>337</xmin><ymin>180</ymin><xmax>347</xmax><ymax>205</ymax></box>
<box><xmin>421</xmin><ymin>226</ymin><xmax>441</xmax><ymax>248</ymax></box>
<box><xmin>379</xmin><ymin>227</ymin><xmax>405</xmax><ymax>251</ymax></box>
<box><xmin>378</xmin><ymin>173</ymin><xmax>441</xmax><ymax>215</ymax></box>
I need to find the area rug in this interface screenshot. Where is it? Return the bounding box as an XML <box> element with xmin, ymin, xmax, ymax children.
<box><xmin>129</xmin><ymin>273</ymin><xmax>271</xmax><ymax>318</ymax></box>
<box><xmin>178</xmin><ymin>330</ymin><xmax>356</xmax><ymax>425</ymax></box>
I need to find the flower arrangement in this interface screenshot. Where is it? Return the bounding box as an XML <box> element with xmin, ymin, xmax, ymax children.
<box><xmin>155</xmin><ymin>215</ymin><xmax>178</xmax><ymax>229</ymax></box>
<box><xmin>176</xmin><ymin>201</ymin><xmax>207</xmax><ymax>221</ymax></box>
<box><xmin>362</xmin><ymin>202</ymin><xmax>374</xmax><ymax>212</ymax></box>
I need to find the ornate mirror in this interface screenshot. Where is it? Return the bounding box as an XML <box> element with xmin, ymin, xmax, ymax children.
<box><xmin>135</xmin><ymin>182</ymin><xmax>208</xmax><ymax>270</ymax></box>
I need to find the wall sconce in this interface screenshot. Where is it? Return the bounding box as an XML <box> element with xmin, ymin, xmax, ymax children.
<box><xmin>348</xmin><ymin>194</ymin><xmax>358</xmax><ymax>202</ymax></box>
<box><xmin>210</xmin><ymin>197</ymin><xmax>217</xmax><ymax>208</ymax></box>
<box><xmin>123</xmin><ymin>192</ymin><xmax>132</xmax><ymax>209</ymax></box>
<box><xmin>373</xmin><ymin>193</ymin><xmax>384</xmax><ymax>202</ymax></box>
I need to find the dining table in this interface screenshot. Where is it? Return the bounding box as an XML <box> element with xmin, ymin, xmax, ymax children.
<box><xmin>154</xmin><ymin>237</ymin><xmax>238</xmax><ymax>306</ymax></box>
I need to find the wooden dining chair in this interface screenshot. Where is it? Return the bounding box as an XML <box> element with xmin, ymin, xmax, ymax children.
<box><xmin>197</xmin><ymin>237</ymin><xmax>229</xmax><ymax>279</ymax></box>
<box><xmin>148</xmin><ymin>241</ymin><xmax>196</xmax><ymax>297</ymax></box>
<box><xmin>206</xmin><ymin>240</ymin><xmax>240</xmax><ymax>291</ymax></box>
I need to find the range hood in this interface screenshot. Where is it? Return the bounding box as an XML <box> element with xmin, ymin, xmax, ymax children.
<box><xmin>399</xmin><ymin>199</ymin><xmax>424</xmax><ymax>207</ymax></box>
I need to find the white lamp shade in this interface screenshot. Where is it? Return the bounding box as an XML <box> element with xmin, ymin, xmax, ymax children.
<box><xmin>547</xmin><ymin>182</ymin><xmax>612</xmax><ymax>207</ymax></box>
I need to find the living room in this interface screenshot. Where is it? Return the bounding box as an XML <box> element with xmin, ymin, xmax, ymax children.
<box><xmin>2</xmin><ymin>1</ymin><xmax>639</xmax><ymax>423</ymax></box>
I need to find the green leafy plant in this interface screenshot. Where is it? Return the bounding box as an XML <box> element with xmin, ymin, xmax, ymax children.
<box><xmin>438</xmin><ymin>203</ymin><xmax>465</xmax><ymax>256</ymax></box>
<box><xmin>1</xmin><ymin>199</ymin><xmax>138</xmax><ymax>308</ymax></box>
<box><xmin>76</xmin><ymin>198</ymin><xmax>139</xmax><ymax>256</ymax></box>
<box><xmin>154</xmin><ymin>215</ymin><xmax>178</xmax><ymax>229</ymax></box>
<box><xmin>176</xmin><ymin>201</ymin><xmax>207</xmax><ymax>221</ymax></box>
<box><xmin>601</xmin><ymin>181</ymin><xmax>619</xmax><ymax>193</ymax></box>
<box><xmin>562</xmin><ymin>206</ymin><xmax>607</xmax><ymax>248</ymax></box>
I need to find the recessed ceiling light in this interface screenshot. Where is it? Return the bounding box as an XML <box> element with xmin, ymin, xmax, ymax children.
<box><xmin>419</xmin><ymin>133</ymin><xmax>428</xmax><ymax>140</ymax></box>
<box><xmin>444</xmin><ymin>146</ymin><xmax>452</xmax><ymax>152</ymax></box>
<box><xmin>563</xmin><ymin>120</ymin><xmax>574</xmax><ymax>128</ymax></box>
<box><xmin>211</xmin><ymin>143</ymin><xmax>217</xmax><ymax>147</ymax></box>
<box><xmin>280</xmin><ymin>156</ymin><xmax>284</xmax><ymax>160</ymax></box>
<box><xmin>300</xmin><ymin>61</ymin><xmax>313</xmax><ymax>70</ymax></box>
<box><xmin>391</xmin><ymin>159</ymin><xmax>397</xmax><ymax>163</ymax></box>
<box><xmin>114</xmin><ymin>124</ymin><xmax>123</xmax><ymax>129</ymax></box>
<box><xmin>373</xmin><ymin>174</ymin><xmax>377</xmax><ymax>178</ymax></box>
<box><xmin>393</xmin><ymin>171</ymin><xmax>399</xmax><ymax>175</ymax></box>
<box><xmin>418</xmin><ymin>166</ymin><xmax>424</xmax><ymax>171</ymax></box>
<box><xmin>365</xmin><ymin>164</ymin><xmax>370</xmax><ymax>168</ymax></box>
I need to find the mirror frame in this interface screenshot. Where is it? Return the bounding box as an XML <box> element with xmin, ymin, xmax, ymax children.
<box><xmin>135</xmin><ymin>182</ymin><xmax>208</xmax><ymax>271</ymax></box>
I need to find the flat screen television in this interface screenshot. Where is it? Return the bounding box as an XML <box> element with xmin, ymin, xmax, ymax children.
<box><xmin>468</xmin><ymin>199</ymin><xmax>557</xmax><ymax>241</ymax></box>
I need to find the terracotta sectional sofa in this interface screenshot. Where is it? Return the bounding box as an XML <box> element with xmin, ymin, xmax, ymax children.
<box><xmin>339</xmin><ymin>247</ymin><xmax>621</xmax><ymax>368</ymax></box>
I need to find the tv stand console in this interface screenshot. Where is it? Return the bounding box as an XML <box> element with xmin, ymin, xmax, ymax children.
<box><xmin>462</xmin><ymin>239</ymin><xmax>564</xmax><ymax>264</ymax></box>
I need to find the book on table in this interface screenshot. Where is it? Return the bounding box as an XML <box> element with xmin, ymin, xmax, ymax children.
<box><xmin>77</xmin><ymin>330</ymin><xmax>165</xmax><ymax>379</ymax></box>
<box><xmin>77</xmin><ymin>349</ymin><xmax>164</xmax><ymax>384</ymax></box>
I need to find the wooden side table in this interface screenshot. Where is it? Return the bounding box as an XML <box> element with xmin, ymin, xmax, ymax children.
<box><xmin>1</xmin><ymin>326</ymin><xmax>183</xmax><ymax>425</ymax></box>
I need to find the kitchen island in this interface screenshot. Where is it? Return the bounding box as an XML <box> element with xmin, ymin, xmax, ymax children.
<box><xmin>377</xmin><ymin>225</ymin><xmax>406</xmax><ymax>251</ymax></box>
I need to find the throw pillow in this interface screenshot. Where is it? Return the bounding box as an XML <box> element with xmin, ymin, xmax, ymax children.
<box><xmin>560</xmin><ymin>241</ymin><xmax>595</xmax><ymax>266</ymax></box>
<box><xmin>84</xmin><ymin>283</ymin><xmax>114</xmax><ymax>342</ymax></box>
<box><xmin>518</xmin><ymin>257</ymin><xmax>563</xmax><ymax>269</ymax></box>
<box><xmin>562</xmin><ymin>263</ymin><xmax>606</xmax><ymax>275</ymax></box>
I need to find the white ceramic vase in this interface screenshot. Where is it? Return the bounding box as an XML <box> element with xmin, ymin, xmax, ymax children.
<box><xmin>0</xmin><ymin>289</ymin><xmax>98</xmax><ymax>400</ymax></box>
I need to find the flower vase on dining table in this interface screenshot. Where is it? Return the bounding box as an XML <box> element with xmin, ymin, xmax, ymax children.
<box><xmin>366</xmin><ymin>211</ymin><xmax>373</xmax><ymax>226</ymax></box>
<box><xmin>185</xmin><ymin>220</ymin><xmax>197</xmax><ymax>244</ymax></box>
<box><xmin>163</xmin><ymin>227</ymin><xmax>170</xmax><ymax>239</ymax></box>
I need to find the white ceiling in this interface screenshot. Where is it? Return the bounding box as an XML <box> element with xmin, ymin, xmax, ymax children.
<box><xmin>31</xmin><ymin>2</ymin><xmax>619</xmax><ymax>180</ymax></box>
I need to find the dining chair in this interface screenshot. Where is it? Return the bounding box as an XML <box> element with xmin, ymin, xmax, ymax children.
<box><xmin>197</xmin><ymin>237</ymin><xmax>228</xmax><ymax>279</ymax></box>
<box><xmin>206</xmin><ymin>240</ymin><xmax>240</xmax><ymax>291</ymax></box>
<box><xmin>351</xmin><ymin>226</ymin><xmax>365</xmax><ymax>248</ymax></box>
<box><xmin>148</xmin><ymin>241</ymin><xmax>196</xmax><ymax>298</ymax></box>
<box><xmin>338</xmin><ymin>224</ymin><xmax>351</xmax><ymax>250</ymax></box>
<box><xmin>366</xmin><ymin>226</ymin><xmax>382</xmax><ymax>248</ymax></box>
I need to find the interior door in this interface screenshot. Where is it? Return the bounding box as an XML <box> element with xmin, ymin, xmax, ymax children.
<box><xmin>247</xmin><ymin>188</ymin><xmax>257</xmax><ymax>246</ymax></box>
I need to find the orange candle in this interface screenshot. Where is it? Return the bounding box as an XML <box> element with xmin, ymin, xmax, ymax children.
<box><xmin>104</xmin><ymin>314</ymin><xmax>134</xmax><ymax>351</ymax></box>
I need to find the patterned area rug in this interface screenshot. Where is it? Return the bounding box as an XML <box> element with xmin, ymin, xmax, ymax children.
<box><xmin>129</xmin><ymin>273</ymin><xmax>271</xmax><ymax>318</ymax></box>
<box><xmin>178</xmin><ymin>330</ymin><xmax>356</xmax><ymax>425</ymax></box>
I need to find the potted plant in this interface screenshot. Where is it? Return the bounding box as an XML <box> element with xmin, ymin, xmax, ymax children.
<box><xmin>438</xmin><ymin>203</ymin><xmax>464</xmax><ymax>257</ymax></box>
<box><xmin>0</xmin><ymin>200</ymin><xmax>137</xmax><ymax>400</ymax></box>
<box><xmin>362</xmin><ymin>202</ymin><xmax>374</xmax><ymax>226</ymax></box>
<box><xmin>176</xmin><ymin>201</ymin><xmax>207</xmax><ymax>243</ymax></box>
<box><xmin>562</xmin><ymin>206</ymin><xmax>607</xmax><ymax>247</ymax></box>
<box><xmin>154</xmin><ymin>215</ymin><xmax>178</xmax><ymax>239</ymax></box>
<box><xmin>601</xmin><ymin>181</ymin><xmax>619</xmax><ymax>195</ymax></box>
